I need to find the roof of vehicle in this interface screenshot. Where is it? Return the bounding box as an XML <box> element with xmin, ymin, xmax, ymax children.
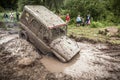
<box><xmin>24</xmin><ymin>5</ymin><xmax>66</xmax><ymax>29</ymax></box>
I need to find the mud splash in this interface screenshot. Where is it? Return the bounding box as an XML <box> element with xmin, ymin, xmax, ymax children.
<box><xmin>40</xmin><ymin>53</ymin><xmax>80</xmax><ymax>73</ymax></box>
<box><xmin>41</xmin><ymin>42</ymin><xmax>120</xmax><ymax>79</ymax></box>
<box><xmin>0</xmin><ymin>30</ymin><xmax>120</xmax><ymax>80</ymax></box>
<box><xmin>0</xmin><ymin>32</ymin><xmax>74</xmax><ymax>80</ymax></box>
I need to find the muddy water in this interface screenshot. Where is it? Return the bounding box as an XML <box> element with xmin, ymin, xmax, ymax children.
<box><xmin>0</xmin><ymin>32</ymin><xmax>120</xmax><ymax>80</ymax></box>
<box><xmin>40</xmin><ymin>42</ymin><xmax>120</xmax><ymax>79</ymax></box>
<box><xmin>40</xmin><ymin>42</ymin><xmax>98</xmax><ymax>74</ymax></box>
<box><xmin>40</xmin><ymin>53</ymin><xmax>80</xmax><ymax>73</ymax></box>
<box><xmin>40</xmin><ymin>43</ymin><xmax>98</xmax><ymax>73</ymax></box>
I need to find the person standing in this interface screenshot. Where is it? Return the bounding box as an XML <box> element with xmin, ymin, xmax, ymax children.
<box><xmin>76</xmin><ymin>15</ymin><xmax>82</xmax><ymax>26</ymax></box>
<box><xmin>16</xmin><ymin>12</ymin><xmax>20</xmax><ymax>21</ymax></box>
<box><xmin>3</xmin><ymin>13</ymin><xmax>8</xmax><ymax>22</ymax></box>
<box><xmin>10</xmin><ymin>12</ymin><xmax>14</xmax><ymax>22</ymax></box>
<box><xmin>65</xmin><ymin>13</ymin><xmax>70</xmax><ymax>24</ymax></box>
<box><xmin>86</xmin><ymin>14</ymin><xmax>90</xmax><ymax>25</ymax></box>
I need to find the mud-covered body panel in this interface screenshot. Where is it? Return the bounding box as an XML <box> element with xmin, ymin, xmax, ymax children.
<box><xmin>23</xmin><ymin>5</ymin><xmax>66</xmax><ymax>29</ymax></box>
<box><xmin>50</xmin><ymin>36</ymin><xmax>80</xmax><ymax>61</ymax></box>
<box><xmin>20</xmin><ymin>5</ymin><xmax>80</xmax><ymax>62</ymax></box>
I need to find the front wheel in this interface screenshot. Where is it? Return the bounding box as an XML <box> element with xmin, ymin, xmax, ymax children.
<box><xmin>19</xmin><ymin>30</ymin><xmax>28</xmax><ymax>40</ymax></box>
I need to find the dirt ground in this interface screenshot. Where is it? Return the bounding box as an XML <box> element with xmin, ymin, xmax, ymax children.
<box><xmin>0</xmin><ymin>27</ymin><xmax>120</xmax><ymax>80</ymax></box>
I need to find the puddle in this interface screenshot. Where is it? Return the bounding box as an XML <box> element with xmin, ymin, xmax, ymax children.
<box><xmin>40</xmin><ymin>42</ymin><xmax>120</xmax><ymax>79</ymax></box>
<box><xmin>40</xmin><ymin>53</ymin><xmax>80</xmax><ymax>73</ymax></box>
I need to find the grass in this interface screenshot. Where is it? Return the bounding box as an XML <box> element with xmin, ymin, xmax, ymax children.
<box><xmin>0</xmin><ymin>12</ymin><xmax>4</xmax><ymax>21</ymax></box>
<box><xmin>67</xmin><ymin>24</ymin><xmax>120</xmax><ymax>45</ymax></box>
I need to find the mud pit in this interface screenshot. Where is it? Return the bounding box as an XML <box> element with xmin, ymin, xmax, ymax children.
<box><xmin>0</xmin><ymin>30</ymin><xmax>120</xmax><ymax>80</ymax></box>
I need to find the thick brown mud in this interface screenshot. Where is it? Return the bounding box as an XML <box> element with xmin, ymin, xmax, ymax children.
<box><xmin>40</xmin><ymin>53</ymin><xmax>80</xmax><ymax>73</ymax></box>
<box><xmin>41</xmin><ymin>42</ymin><xmax>120</xmax><ymax>79</ymax></box>
<box><xmin>0</xmin><ymin>29</ymin><xmax>120</xmax><ymax>80</ymax></box>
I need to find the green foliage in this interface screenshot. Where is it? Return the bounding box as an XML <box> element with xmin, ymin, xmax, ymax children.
<box><xmin>0</xmin><ymin>13</ymin><xmax>3</xmax><ymax>21</ymax></box>
<box><xmin>65</xmin><ymin>0</ymin><xmax>107</xmax><ymax>19</ymax></box>
<box><xmin>90</xmin><ymin>21</ymin><xmax>104</xmax><ymax>28</ymax></box>
<box><xmin>0</xmin><ymin>0</ymin><xmax>18</xmax><ymax>10</ymax></box>
<box><xmin>44</xmin><ymin>0</ymin><xmax>64</xmax><ymax>13</ymax></box>
<box><xmin>64</xmin><ymin>0</ymin><xmax>120</xmax><ymax>25</ymax></box>
<box><xmin>60</xmin><ymin>9</ymin><xmax>70</xmax><ymax>15</ymax></box>
<box><xmin>112</xmin><ymin>0</ymin><xmax>120</xmax><ymax>18</ymax></box>
<box><xmin>0</xmin><ymin>6</ymin><xmax>4</xmax><ymax>12</ymax></box>
<box><xmin>0</xmin><ymin>22</ymin><xmax>7</xmax><ymax>30</ymax></box>
<box><xmin>17</xmin><ymin>0</ymin><xmax>64</xmax><ymax>13</ymax></box>
<box><xmin>0</xmin><ymin>0</ymin><xmax>120</xmax><ymax>26</ymax></box>
<box><xmin>17</xmin><ymin>0</ymin><xmax>42</xmax><ymax>11</ymax></box>
<box><xmin>101</xmin><ymin>21</ymin><xmax>114</xmax><ymax>27</ymax></box>
<box><xmin>69</xmin><ymin>18</ymin><xmax>76</xmax><ymax>25</ymax></box>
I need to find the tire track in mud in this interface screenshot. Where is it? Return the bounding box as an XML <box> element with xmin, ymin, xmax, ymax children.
<box><xmin>0</xmin><ymin>34</ymin><xmax>18</xmax><ymax>45</ymax></box>
<box><xmin>89</xmin><ymin>44</ymin><xmax>120</xmax><ymax>80</ymax></box>
<box><xmin>0</xmin><ymin>32</ymin><xmax>120</xmax><ymax>80</ymax></box>
<box><xmin>40</xmin><ymin>42</ymin><xmax>120</xmax><ymax>80</ymax></box>
<box><xmin>0</xmin><ymin>33</ymin><xmax>75</xmax><ymax>80</ymax></box>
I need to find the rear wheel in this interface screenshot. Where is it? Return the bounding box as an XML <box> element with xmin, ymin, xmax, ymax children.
<box><xmin>19</xmin><ymin>30</ymin><xmax>28</xmax><ymax>40</ymax></box>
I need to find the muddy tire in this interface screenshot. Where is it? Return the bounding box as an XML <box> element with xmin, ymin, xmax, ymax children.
<box><xmin>19</xmin><ymin>30</ymin><xmax>28</xmax><ymax>40</ymax></box>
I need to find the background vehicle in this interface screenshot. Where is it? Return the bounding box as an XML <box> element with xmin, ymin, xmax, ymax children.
<box><xmin>19</xmin><ymin>5</ymin><xmax>80</xmax><ymax>62</ymax></box>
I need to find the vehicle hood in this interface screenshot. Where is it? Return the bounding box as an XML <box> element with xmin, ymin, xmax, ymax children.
<box><xmin>50</xmin><ymin>36</ymin><xmax>80</xmax><ymax>61</ymax></box>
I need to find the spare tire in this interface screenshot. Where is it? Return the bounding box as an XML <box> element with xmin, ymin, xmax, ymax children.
<box><xmin>19</xmin><ymin>30</ymin><xmax>28</xmax><ymax>40</ymax></box>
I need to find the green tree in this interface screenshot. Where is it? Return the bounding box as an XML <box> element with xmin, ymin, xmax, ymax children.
<box><xmin>64</xmin><ymin>0</ymin><xmax>114</xmax><ymax>22</ymax></box>
<box><xmin>112</xmin><ymin>0</ymin><xmax>120</xmax><ymax>23</ymax></box>
<box><xmin>0</xmin><ymin>0</ymin><xmax>18</xmax><ymax>10</ymax></box>
<box><xmin>17</xmin><ymin>0</ymin><xmax>42</xmax><ymax>11</ymax></box>
<box><xmin>44</xmin><ymin>0</ymin><xmax>64</xmax><ymax>13</ymax></box>
<box><xmin>17</xmin><ymin>0</ymin><xmax>64</xmax><ymax>13</ymax></box>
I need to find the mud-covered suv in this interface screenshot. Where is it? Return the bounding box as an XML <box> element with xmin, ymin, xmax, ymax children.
<box><xmin>19</xmin><ymin>5</ymin><xmax>80</xmax><ymax>62</ymax></box>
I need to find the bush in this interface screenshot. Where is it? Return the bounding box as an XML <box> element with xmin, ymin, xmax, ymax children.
<box><xmin>69</xmin><ymin>18</ymin><xmax>76</xmax><ymax>24</ymax></box>
<box><xmin>101</xmin><ymin>21</ymin><xmax>115</xmax><ymax>26</ymax></box>
<box><xmin>90</xmin><ymin>21</ymin><xmax>104</xmax><ymax>28</ymax></box>
<box><xmin>0</xmin><ymin>22</ymin><xmax>7</xmax><ymax>30</ymax></box>
<box><xmin>0</xmin><ymin>6</ymin><xmax>4</xmax><ymax>12</ymax></box>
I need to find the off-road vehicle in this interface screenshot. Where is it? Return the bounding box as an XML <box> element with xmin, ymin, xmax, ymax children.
<box><xmin>19</xmin><ymin>5</ymin><xmax>80</xmax><ymax>62</ymax></box>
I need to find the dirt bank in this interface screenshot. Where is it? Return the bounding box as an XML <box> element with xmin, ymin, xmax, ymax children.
<box><xmin>0</xmin><ymin>29</ymin><xmax>120</xmax><ymax>80</ymax></box>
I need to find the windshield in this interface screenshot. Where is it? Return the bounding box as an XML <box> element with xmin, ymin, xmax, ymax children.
<box><xmin>51</xmin><ymin>26</ymin><xmax>67</xmax><ymax>39</ymax></box>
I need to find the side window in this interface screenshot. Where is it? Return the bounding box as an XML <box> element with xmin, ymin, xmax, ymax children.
<box><xmin>38</xmin><ymin>24</ymin><xmax>50</xmax><ymax>43</ymax></box>
<box><xmin>21</xmin><ymin>11</ymin><xmax>29</xmax><ymax>26</ymax></box>
<box><xmin>30</xmin><ymin>19</ymin><xmax>39</xmax><ymax>35</ymax></box>
<box><xmin>21</xmin><ymin>11</ymin><xmax>33</xmax><ymax>27</ymax></box>
<box><xmin>42</xmin><ymin>27</ymin><xmax>49</xmax><ymax>43</ymax></box>
<box><xmin>38</xmin><ymin>24</ymin><xmax>43</xmax><ymax>39</ymax></box>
